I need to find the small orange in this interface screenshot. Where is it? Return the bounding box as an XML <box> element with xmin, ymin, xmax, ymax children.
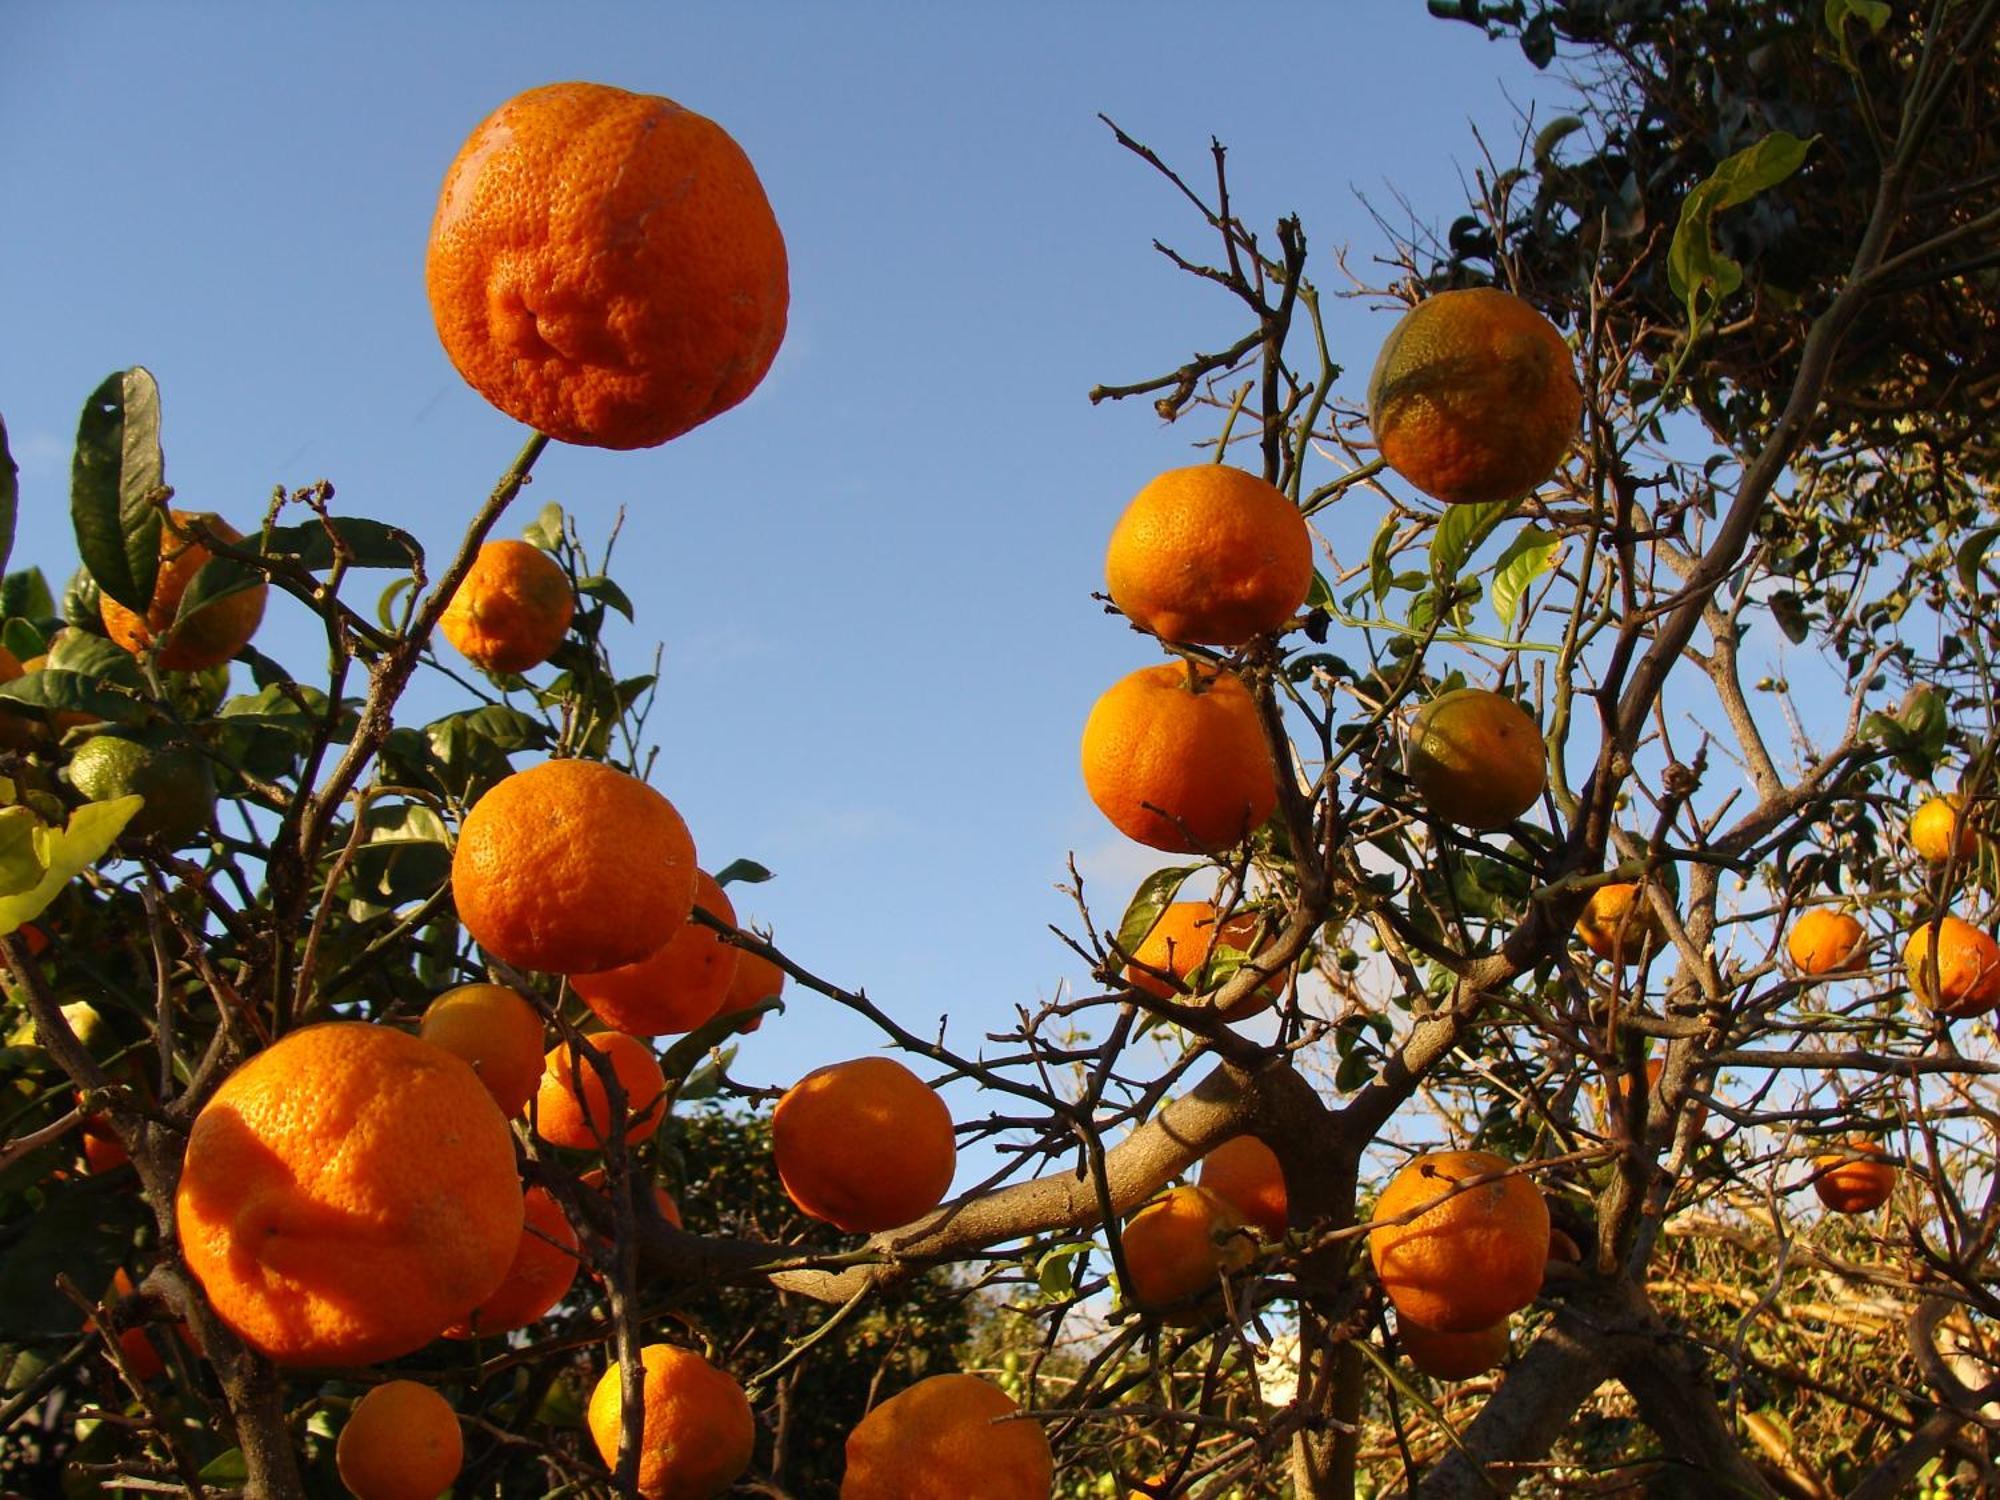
<box><xmin>99</xmin><ymin>511</ymin><xmax>268</xmax><ymax>671</ymax></box>
<box><xmin>535</xmin><ymin>1033</ymin><xmax>668</xmax><ymax>1149</ymax></box>
<box><xmin>580</xmin><ymin>1166</ymin><xmax>684</xmax><ymax>1229</ymax></box>
<box><xmin>438</xmin><ymin>539</ymin><xmax>575</xmax><ymax>674</ymax></box>
<box><xmin>714</xmin><ymin>941</ymin><xmax>785</xmax><ymax>1033</ymax></box>
<box><xmin>586</xmin><ymin>1344</ymin><xmax>755</xmax><ymax>1500</ymax></box>
<box><xmin>1787</xmin><ymin>908</ymin><xmax>1868</xmax><ymax>977</ymax></box>
<box><xmin>336</xmin><ymin>1380</ymin><xmax>464</xmax><ymax>1500</ymax></box>
<box><xmin>573</xmin><ymin>870</ymin><xmax>741</xmax><ymax>1035</ymax></box>
<box><xmin>1197</xmin><ymin>1135</ymin><xmax>1288</xmax><ymax>1239</ymax></box>
<box><xmin>1104</xmin><ymin>465</ymin><xmax>1314</xmax><ymax>646</ymax></box>
<box><xmin>1081</xmin><ymin>663</ymin><xmax>1278</xmax><ymax>854</ymax></box>
<box><xmin>772</xmin><ymin>1056</ymin><xmax>956</xmax><ymax>1234</ymax></box>
<box><xmin>1592</xmin><ymin>1057</ymin><xmax>1708</xmax><ymax>1136</ymax></box>
<box><xmin>444</xmin><ymin>1186</ymin><xmax>579</xmax><ymax>1338</ymax></box>
<box><xmin>93</xmin><ymin>1269</ymin><xmax>165</xmax><ymax>1382</ymax></box>
<box><xmin>1398</xmin><ymin>1317</ymin><xmax>1509</xmax><ymax>1381</ymax></box>
<box><xmin>81</xmin><ymin>1113</ymin><xmax>130</xmax><ymax>1174</ymax></box>
<box><xmin>174</xmin><ymin>1023</ymin><xmax>522</xmax><ymax>1367</ymax></box>
<box><xmin>1903</xmin><ymin>915</ymin><xmax>2000</xmax><ymax>1018</ymax></box>
<box><xmin>1910</xmin><ymin>793</ymin><xmax>1979</xmax><ymax>864</ymax></box>
<box><xmin>1120</xmin><ymin>1184</ymin><xmax>1256</xmax><ymax>1324</ymax></box>
<box><xmin>842</xmin><ymin>1373</ymin><xmax>1053</xmax><ymax>1500</ymax></box>
<box><xmin>1811</xmin><ymin>1137</ymin><xmax>1898</xmax><ymax>1214</ymax></box>
<box><xmin>1122</xmin><ymin>900</ymin><xmax>1285</xmax><ymax>1020</ymax></box>
<box><xmin>428</xmin><ymin>81</ymin><xmax>788</xmax><ymax>451</ymax></box>
<box><xmin>418</xmin><ymin>982</ymin><xmax>546</xmax><ymax>1118</ymax></box>
<box><xmin>1575</xmin><ymin>882</ymin><xmax>1671</xmax><ymax>966</ymax></box>
<box><xmin>1367</xmin><ymin>287</ymin><xmax>1582</xmax><ymax>506</ymax></box>
<box><xmin>452</xmin><ymin>758</ymin><xmax>698</xmax><ymax>975</ymax></box>
<box><xmin>1404</xmin><ymin>688</ymin><xmax>1547</xmax><ymax>829</ymax></box>
<box><xmin>1368</xmin><ymin>1150</ymin><xmax>1549</xmax><ymax>1333</ymax></box>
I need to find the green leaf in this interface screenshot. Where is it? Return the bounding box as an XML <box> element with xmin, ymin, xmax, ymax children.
<box><xmin>1113</xmin><ymin>865</ymin><xmax>1202</xmax><ymax>960</ymax></box>
<box><xmin>0</xmin><ymin>669</ymin><xmax>142</xmax><ymax>727</ymax></box>
<box><xmin>1954</xmin><ymin>524</ymin><xmax>2000</xmax><ymax>595</ymax></box>
<box><xmin>1491</xmin><ymin>526</ymin><xmax>1559</xmax><ymax>628</ymax></box>
<box><xmin>1770</xmin><ymin>589</ymin><xmax>1810</xmax><ymax>644</ymax></box>
<box><xmin>0</xmin><ymin>415</ymin><xmax>18</xmax><ymax>585</ymax></box>
<box><xmin>0</xmin><ymin>795</ymin><xmax>143</xmax><ymax>934</ymax></box>
<box><xmin>1430</xmin><ymin>499</ymin><xmax>1515</xmax><ymax>586</ymax></box>
<box><xmin>1532</xmin><ymin>115</ymin><xmax>1585</xmax><ymax>168</ymax></box>
<box><xmin>521</xmin><ymin>503</ymin><xmax>566</xmax><ymax>552</ymax></box>
<box><xmin>0</xmin><ymin>619</ymin><xmax>45</xmax><ymax>662</ymax></box>
<box><xmin>47</xmin><ymin>627</ymin><xmax>146</xmax><ymax>690</ymax></box>
<box><xmin>259</xmin><ymin>518</ymin><xmax>423</xmax><ymax>572</ymax></box>
<box><xmin>197</xmin><ymin>1449</ymin><xmax>249</xmax><ymax>1485</ymax></box>
<box><xmin>1824</xmin><ymin>0</ymin><xmax>1891</xmax><ymax>70</ymax></box>
<box><xmin>1369</xmin><ymin>516</ymin><xmax>1397</xmax><ymax>605</ymax></box>
<box><xmin>1305</xmin><ymin>570</ymin><xmax>1335</xmax><ymax>611</ymax></box>
<box><xmin>0</xmin><ymin>568</ymin><xmax>55</xmax><ymax>623</ymax></box>
<box><xmin>70</xmin><ymin>369</ymin><xmax>165</xmax><ymax>613</ymax></box>
<box><xmin>0</xmin><ymin>807</ymin><xmax>46</xmax><ymax>898</ymax></box>
<box><xmin>578</xmin><ymin>574</ymin><xmax>635</xmax><ymax>622</ymax></box>
<box><xmin>176</xmin><ymin>553</ymin><xmax>265</xmax><ymax>627</ymax></box>
<box><xmin>715</xmin><ymin>858</ymin><xmax>773</xmax><ymax>887</ymax></box>
<box><xmin>1667</xmin><ymin>133</ymin><xmax>1814</xmax><ymax>332</ymax></box>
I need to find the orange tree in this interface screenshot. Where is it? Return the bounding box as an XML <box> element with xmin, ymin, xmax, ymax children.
<box><xmin>2</xmin><ymin>9</ymin><xmax>1999</xmax><ymax>1500</ymax></box>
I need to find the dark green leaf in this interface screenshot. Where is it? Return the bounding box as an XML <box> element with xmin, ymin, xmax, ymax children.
<box><xmin>258</xmin><ymin>518</ymin><xmax>422</xmax><ymax>572</ymax></box>
<box><xmin>578</xmin><ymin>574</ymin><xmax>634</xmax><ymax>622</ymax></box>
<box><xmin>1770</xmin><ymin>589</ymin><xmax>1810</xmax><ymax>644</ymax></box>
<box><xmin>0</xmin><ymin>568</ymin><xmax>55</xmax><ymax>622</ymax></box>
<box><xmin>47</xmin><ymin>627</ymin><xmax>146</xmax><ymax>690</ymax></box>
<box><xmin>715</xmin><ymin>858</ymin><xmax>774</xmax><ymax>887</ymax></box>
<box><xmin>198</xmin><ymin>1449</ymin><xmax>249</xmax><ymax>1484</ymax></box>
<box><xmin>0</xmin><ymin>620</ymin><xmax>45</xmax><ymax>662</ymax></box>
<box><xmin>0</xmin><ymin>670</ymin><xmax>144</xmax><ymax>726</ymax></box>
<box><xmin>1305</xmin><ymin>570</ymin><xmax>1335</xmax><ymax>611</ymax></box>
<box><xmin>1430</xmin><ymin>499</ymin><xmax>1514</xmax><ymax>586</ymax></box>
<box><xmin>1113</xmin><ymin>865</ymin><xmax>1201</xmax><ymax>960</ymax></box>
<box><xmin>1369</xmin><ymin>516</ymin><xmax>1397</xmax><ymax>605</ymax></box>
<box><xmin>1533</xmin><ymin>115</ymin><xmax>1585</xmax><ymax>167</ymax></box>
<box><xmin>0</xmin><ymin>415</ymin><xmax>18</xmax><ymax>584</ymax></box>
<box><xmin>70</xmin><ymin>369</ymin><xmax>164</xmax><ymax>613</ymax></box>
<box><xmin>176</xmin><ymin>553</ymin><xmax>265</xmax><ymax>627</ymax></box>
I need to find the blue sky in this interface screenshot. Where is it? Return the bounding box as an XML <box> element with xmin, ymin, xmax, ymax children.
<box><xmin>1</xmin><ymin>6</ymin><xmax>1562</xmax><ymax>1146</ymax></box>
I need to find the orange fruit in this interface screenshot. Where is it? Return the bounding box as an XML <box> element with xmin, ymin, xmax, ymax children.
<box><xmin>452</xmin><ymin>758</ymin><xmax>698</xmax><ymax>975</ymax></box>
<box><xmin>1404</xmin><ymin>688</ymin><xmax>1547</xmax><ymax>829</ymax></box>
<box><xmin>444</xmin><ymin>1186</ymin><xmax>579</xmax><ymax>1338</ymax></box>
<box><xmin>81</xmin><ymin>1113</ymin><xmax>130</xmax><ymax>1174</ymax></box>
<box><xmin>1120</xmin><ymin>1184</ymin><xmax>1255</xmax><ymax>1324</ymax></box>
<box><xmin>1122</xmin><ymin>900</ymin><xmax>1284</xmax><ymax>1021</ymax></box>
<box><xmin>1546</xmin><ymin>1227</ymin><xmax>1584</xmax><ymax>1265</ymax></box>
<box><xmin>535</xmin><ymin>1033</ymin><xmax>668</xmax><ymax>1149</ymax></box>
<box><xmin>772</xmin><ymin>1056</ymin><xmax>956</xmax><ymax>1234</ymax></box>
<box><xmin>1812</xmin><ymin>1137</ymin><xmax>1898</xmax><ymax>1215</ymax></box>
<box><xmin>427</xmin><ymin>81</ymin><xmax>788</xmax><ymax>452</ymax></box>
<box><xmin>1910</xmin><ymin>793</ymin><xmax>1979</xmax><ymax>864</ymax></box>
<box><xmin>336</xmin><ymin>1379</ymin><xmax>464</xmax><ymax>1500</ymax></box>
<box><xmin>1368</xmin><ymin>1150</ymin><xmax>1549</xmax><ymax>1333</ymax></box>
<box><xmin>1787</xmin><ymin>908</ymin><xmax>1868</xmax><ymax>977</ymax></box>
<box><xmin>714</xmin><ymin>941</ymin><xmax>785</xmax><ymax>1033</ymax></box>
<box><xmin>842</xmin><ymin>1372</ymin><xmax>1053</xmax><ymax>1500</ymax></box>
<box><xmin>1398</xmin><ymin>1317</ymin><xmax>1509</xmax><ymax>1381</ymax></box>
<box><xmin>1367</xmin><ymin>287</ymin><xmax>1582</xmax><ymax>506</ymax></box>
<box><xmin>1197</xmin><ymin>1135</ymin><xmax>1288</xmax><ymax>1239</ymax></box>
<box><xmin>573</xmin><ymin>870</ymin><xmax>741</xmax><ymax>1036</ymax></box>
<box><xmin>586</xmin><ymin>1343</ymin><xmax>755</xmax><ymax>1500</ymax></box>
<box><xmin>93</xmin><ymin>1269</ymin><xmax>166</xmax><ymax>1382</ymax></box>
<box><xmin>174</xmin><ymin>1022</ymin><xmax>522</xmax><ymax>1367</ymax></box>
<box><xmin>1104</xmin><ymin>465</ymin><xmax>1314</xmax><ymax>646</ymax></box>
<box><xmin>418</xmin><ymin>982</ymin><xmax>546</xmax><ymax>1118</ymax></box>
<box><xmin>1903</xmin><ymin>915</ymin><xmax>2000</xmax><ymax>1018</ymax></box>
<box><xmin>1592</xmin><ymin>1057</ymin><xmax>1708</xmax><ymax>1136</ymax></box>
<box><xmin>581</xmin><ymin>1166</ymin><xmax>684</xmax><ymax>1229</ymax></box>
<box><xmin>1081</xmin><ymin>663</ymin><xmax>1278</xmax><ymax>854</ymax></box>
<box><xmin>99</xmin><ymin>511</ymin><xmax>268</xmax><ymax>671</ymax></box>
<box><xmin>438</xmin><ymin>538</ymin><xmax>575</xmax><ymax>674</ymax></box>
<box><xmin>1575</xmin><ymin>881</ymin><xmax>1671</xmax><ymax>966</ymax></box>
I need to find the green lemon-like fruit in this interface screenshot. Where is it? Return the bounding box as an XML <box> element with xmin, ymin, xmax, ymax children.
<box><xmin>68</xmin><ymin>737</ymin><xmax>216</xmax><ymax>849</ymax></box>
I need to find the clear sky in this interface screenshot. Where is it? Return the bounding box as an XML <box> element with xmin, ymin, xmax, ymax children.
<box><xmin>1</xmin><ymin>6</ymin><xmax>1561</xmax><ymax>1128</ymax></box>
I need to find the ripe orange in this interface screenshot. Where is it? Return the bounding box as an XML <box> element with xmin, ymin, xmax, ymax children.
<box><xmin>438</xmin><ymin>539</ymin><xmax>575</xmax><ymax>674</ymax></box>
<box><xmin>573</xmin><ymin>870</ymin><xmax>741</xmax><ymax>1036</ymax></box>
<box><xmin>1081</xmin><ymin>663</ymin><xmax>1278</xmax><ymax>854</ymax></box>
<box><xmin>1404</xmin><ymin>688</ymin><xmax>1547</xmax><ymax>829</ymax></box>
<box><xmin>1398</xmin><ymin>1316</ymin><xmax>1509</xmax><ymax>1381</ymax></box>
<box><xmin>336</xmin><ymin>1380</ymin><xmax>464</xmax><ymax>1500</ymax></box>
<box><xmin>1122</xmin><ymin>900</ymin><xmax>1284</xmax><ymax>1021</ymax></box>
<box><xmin>428</xmin><ymin>81</ymin><xmax>788</xmax><ymax>452</ymax></box>
<box><xmin>1197</xmin><ymin>1135</ymin><xmax>1288</xmax><ymax>1239</ymax></box>
<box><xmin>535</xmin><ymin>1033</ymin><xmax>669</xmax><ymax>1149</ymax></box>
<box><xmin>1575</xmin><ymin>881</ymin><xmax>1671</xmax><ymax>966</ymax></box>
<box><xmin>842</xmin><ymin>1373</ymin><xmax>1053</xmax><ymax>1500</ymax></box>
<box><xmin>1367</xmin><ymin>287</ymin><xmax>1582</xmax><ymax>506</ymax></box>
<box><xmin>1104</xmin><ymin>465</ymin><xmax>1314</xmax><ymax>647</ymax></box>
<box><xmin>93</xmin><ymin>1269</ymin><xmax>166</xmax><ymax>1382</ymax></box>
<box><xmin>452</xmin><ymin>758</ymin><xmax>698</xmax><ymax>975</ymax></box>
<box><xmin>1120</xmin><ymin>1184</ymin><xmax>1256</xmax><ymax>1323</ymax></box>
<box><xmin>99</xmin><ymin>511</ymin><xmax>268</xmax><ymax>671</ymax></box>
<box><xmin>1787</xmin><ymin>908</ymin><xmax>1868</xmax><ymax>978</ymax></box>
<box><xmin>81</xmin><ymin>1113</ymin><xmax>130</xmax><ymax>1174</ymax></box>
<box><xmin>1368</xmin><ymin>1150</ymin><xmax>1549</xmax><ymax>1333</ymax></box>
<box><xmin>418</xmin><ymin>982</ymin><xmax>546</xmax><ymax>1118</ymax></box>
<box><xmin>175</xmin><ymin>1022</ymin><xmax>522</xmax><ymax>1367</ymax></box>
<box><xmin>587</xmin><ymin>1343</ymin><xmax>755</xmax><ymax>1500</ymax></box>
<box><xmin>714</xmin><ymin>941</ymin><xmax>785</xmax><ymax>1033</ymax></box>
<box><xmin>581</xmin><ymin>1166</ymin><xmax>685</xmax><ymax>1229</ymax></box>
<box><xmin>444</xmin><ymin>1186</ymin><xmax>579</xmax><ymax>1338</ymax></box>
<box><xmin>1910</xmin><ymin>793</ymin><xmax>1979</xmax><ymax>864</ymax></box>
<box><xmin>1903</xmin><ymin>915</ymin><xmax>2000</xmax><ymax>1018</ymax></box>
<box><xmin>772</xmin><ymin>1056</ymin><xmax>956</xmax><ymax>1234</ymax></box>
<box><xmin>1812</xmin><ymin>1137</ymin><xmax>1897</xmax><ymax>1214</ymax></box>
